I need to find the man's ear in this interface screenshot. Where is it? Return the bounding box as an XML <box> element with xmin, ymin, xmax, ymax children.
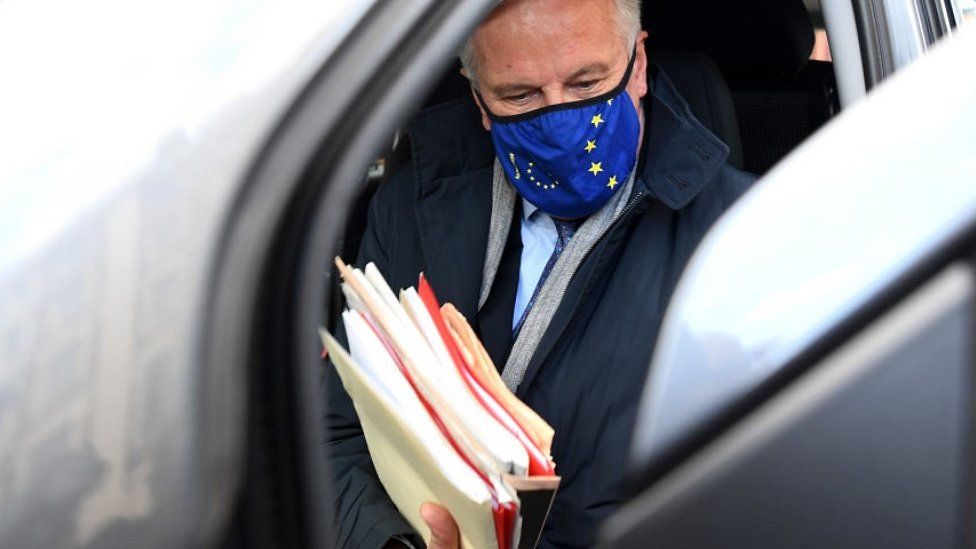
<box><xmin>471</xmin><ymin>88</ymin><xmax>492</xmax><ymax>131</ymax></box>
<box><xmin>629</xmin><ymin>30</ymin><xmax>650</xmax><ymax>101</ymax></box>
<box><xmin>461</xmin><ymin>68</ymin><xmax>492</xmax><ymax>132</ymax></box>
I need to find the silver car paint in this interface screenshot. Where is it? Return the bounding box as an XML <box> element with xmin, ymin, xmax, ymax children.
<box><xmin>0</xmin><ymin>0</ymin><xmax>373</xmax><ymax>546</ymax></box>
<box><xmin>630</xmin><ymin>27</ymin><xmax>976</xmax><ymax>468</ymax></box>
<box><xmin>821</xmin><ymin>0</ymin><xmax>868</xmax><ymax>106</ymax></box>
<box><xmin>879</xmin><ymin>0</ymin><xmax>930</xmax><ymax>67</ymax></box>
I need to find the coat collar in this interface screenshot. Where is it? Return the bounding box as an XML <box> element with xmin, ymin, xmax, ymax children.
<box><xmin>405</xmin><ymin>97</ymin><xmax>494</xmax><ymax>320</ymax></box>
<box><xmin>636</xmin><ymin>64</ymin><xmax>730</xmax><ymax>210</ymax></box>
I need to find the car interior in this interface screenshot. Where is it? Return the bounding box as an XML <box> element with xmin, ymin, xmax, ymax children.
<box><xmin>326</xmin><ymin>0</ymin><xmax>838</xmax><ymax>331</ymax></box>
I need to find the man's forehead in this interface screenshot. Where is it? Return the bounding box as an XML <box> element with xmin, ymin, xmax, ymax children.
<box><xmin>473</xmin><ymin>0</ymin><xmax>623</xmax><ymax>86</ymax></box>
<box><xmin>474</xmin><ymin>0</ymin><xmax>618</xmax><ymax>47</ymax></box>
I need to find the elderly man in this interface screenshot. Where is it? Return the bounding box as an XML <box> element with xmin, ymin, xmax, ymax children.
<box><xmin>325</xmin><ymin>0</ymin><xmax>755</xmax><ymax>547</ymax></box>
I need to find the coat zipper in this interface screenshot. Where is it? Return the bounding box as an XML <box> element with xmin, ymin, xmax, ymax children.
<box><xmin>571</xmin><ymin>190</ymin><xmax>646</xmax><ymax>281</ymax></box>
<box><xmin>550</xmin><ymin>189</ymin><xmax>648</xmax><ymax>317</ymax></box>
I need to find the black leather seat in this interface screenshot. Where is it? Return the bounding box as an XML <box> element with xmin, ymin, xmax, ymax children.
<box><xmin>643</xmin><ymin>0</ymin><xmax>839</xmax><ymax>174</ymax></box>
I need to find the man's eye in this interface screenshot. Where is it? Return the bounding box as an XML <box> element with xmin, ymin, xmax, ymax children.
<box><xmin>505</xmin><ymin>92</ymin><xmax>534</xmax><ymax>104</ymax></box>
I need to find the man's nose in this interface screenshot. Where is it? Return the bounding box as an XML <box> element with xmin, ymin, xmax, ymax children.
<box><xmin>541</xmin><ymin>87</ymin><xmax>573</xmax><ymax>107</ymax></box>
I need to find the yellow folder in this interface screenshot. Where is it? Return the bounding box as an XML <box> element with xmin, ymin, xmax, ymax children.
<box><xmin>323</xmin><ymin>330</ymin><xmax>500</xmax><ymax>549</ymax></box>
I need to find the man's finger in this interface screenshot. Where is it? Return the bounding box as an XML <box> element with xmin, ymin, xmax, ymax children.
<box><xmin>420</xmin><ymin>502</ymin><xmax>460</xmax><ymax>549</ymax></box>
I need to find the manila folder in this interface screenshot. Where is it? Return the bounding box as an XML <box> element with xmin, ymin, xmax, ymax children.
<box><xmin>324</xmin><ymin>332</ymin><xmax>498</xmax><ymax>549</ymax></box>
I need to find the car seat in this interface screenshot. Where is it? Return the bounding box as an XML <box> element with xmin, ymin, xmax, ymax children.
<box><xmin>643</xmin><ymin>0</ymin><xmax>839</xmax><ymax>174</ymax></box>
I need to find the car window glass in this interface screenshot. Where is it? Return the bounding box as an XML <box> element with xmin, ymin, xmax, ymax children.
<box><xmin>958</xmin><ymin>0</ymin><xmax>976</xmax><ymax>25</ymax></box>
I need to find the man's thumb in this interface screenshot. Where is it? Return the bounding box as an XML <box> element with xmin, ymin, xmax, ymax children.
<box><xmin>421</xmin><ymin>502</ymin><xmax>459</xmax><ymax>549</ymax></box>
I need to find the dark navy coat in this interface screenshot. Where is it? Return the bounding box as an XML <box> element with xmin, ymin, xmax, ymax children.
<box><xmin>324</xmin><ymin>67</ymin><xmax>756</xmax><ymax>548</ymax></box>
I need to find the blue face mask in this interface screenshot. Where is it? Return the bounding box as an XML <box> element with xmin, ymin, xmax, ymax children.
<box><xmin>477</xmin><ymin>49</ymin><xmax>640</xmax><ymax>219</ymax></box>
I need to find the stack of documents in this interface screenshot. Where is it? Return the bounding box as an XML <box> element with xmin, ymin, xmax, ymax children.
<box><xmin>321</xmin><ymin>258</ymin><xmax>560</xmax><ymax>549</ymax></box>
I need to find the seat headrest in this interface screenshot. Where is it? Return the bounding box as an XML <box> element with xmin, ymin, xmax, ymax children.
<box><xmin>643</xmin><ymin>0</ymin><xmax>815</xmax><ymax>76</ymax></box>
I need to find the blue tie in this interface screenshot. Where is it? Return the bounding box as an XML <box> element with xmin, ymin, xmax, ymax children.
<box><xmin>514</xmin><ymin>218</ymin><xmax>580</xmax><ymax>335</ymax></box>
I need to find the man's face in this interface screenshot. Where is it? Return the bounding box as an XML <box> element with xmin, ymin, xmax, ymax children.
<box><xmin>469</xmin><ymin>0</ymin><xmax>648</xmax><ymax>130</ymax></box>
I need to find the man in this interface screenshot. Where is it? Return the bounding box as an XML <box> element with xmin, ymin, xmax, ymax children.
<box><xmin>325</xmin><ymin>0</ymin><xmax>756</xmax><ymax>547</ymax></box>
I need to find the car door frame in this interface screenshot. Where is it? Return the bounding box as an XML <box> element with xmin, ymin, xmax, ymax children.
<box><xmin>203</xmin><ymin>0</ymin><xmax>495</xmax><ymax>546</ymax></box>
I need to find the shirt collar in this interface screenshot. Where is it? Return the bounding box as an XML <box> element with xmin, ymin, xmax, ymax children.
<box><xmin>522</xmin><ymin>197</ymin><xmax>540</xmax><ymax>221</ymax></box>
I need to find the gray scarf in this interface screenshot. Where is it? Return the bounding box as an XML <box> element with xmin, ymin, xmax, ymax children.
<box><xmin>478</xmin><ymin>159</ymin><xmax>636</xmax><ymax>391</ymax></box>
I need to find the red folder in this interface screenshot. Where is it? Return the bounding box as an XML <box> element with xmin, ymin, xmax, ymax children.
<box><xmin>417</xmin><ymin>275</ymin><xmax>555</xmax><ymax>477</ymax></box>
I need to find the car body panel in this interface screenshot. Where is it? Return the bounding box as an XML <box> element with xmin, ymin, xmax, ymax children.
<box><xmin>0</xmin><ymin>0</ymin><xmax>374</xmax><ymax>546</ymax></box>
<box><xmin>878</xmin><ymin>0</ymin><xmax>930</xmax><ymax>67</ymax></box>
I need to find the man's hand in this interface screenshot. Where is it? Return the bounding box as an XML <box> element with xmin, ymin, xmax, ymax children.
<box><xmin>421</xmin><ymin>502</ymin><xmax>460</xmax><ymax>549</ymax></box>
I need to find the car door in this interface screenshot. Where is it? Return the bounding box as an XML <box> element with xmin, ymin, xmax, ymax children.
<box><xmin>602</xmin><ymin>27</ymin><xmax>976</xmax><ymax>549</ymax></box>
<box><xmin>0</xmin><ymin>0</ymin><xmax>495</xmax><ymax>547</ymax></box>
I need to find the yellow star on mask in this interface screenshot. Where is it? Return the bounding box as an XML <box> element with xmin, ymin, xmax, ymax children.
<box><xmin>584</xmin><ymin>139</ymin><xmax>597</xmax><ymax>153</ymax></box>
<box><xmin>588</xmin><ymin>162</ymin><xmax>604</xmax><ymax>176</ymax></box>
<box><xmin>591</xmin><ymin>113</ymin><xmax>604</xmax><ymax>128</ymax></box>
<box><xmin>607</xmin><ymin>175</ymin><xmax>619</xmax><ymax>189</ymax></box>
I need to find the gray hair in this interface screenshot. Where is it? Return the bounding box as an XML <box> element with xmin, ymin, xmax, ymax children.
<box><xmin>460</xmin><ymin>0</ymin><xmax>641</xmax><ymax>86</ymax></box>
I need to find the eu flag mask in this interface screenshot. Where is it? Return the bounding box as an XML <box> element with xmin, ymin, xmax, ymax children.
<box><xmin>476</xmin><ymin>48</ymin><xmax>641</xmax><ymax>219</ymax></box>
